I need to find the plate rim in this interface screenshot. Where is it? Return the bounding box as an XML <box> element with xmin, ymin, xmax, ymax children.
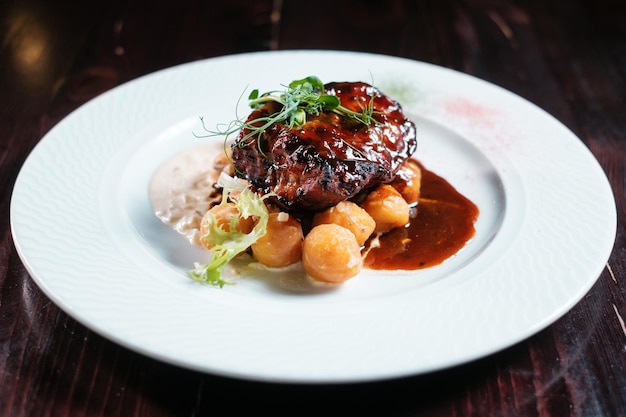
<box><xmin>10</xmin><ymin>50</ymin><xmax>617</xmax><ymax>383</ymax></box>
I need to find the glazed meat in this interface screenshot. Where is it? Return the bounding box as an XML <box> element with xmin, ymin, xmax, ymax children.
<box><xmin>230</xmin><ymin>81</ymin><xmax>417</xmax><ymax>212</ymax></box>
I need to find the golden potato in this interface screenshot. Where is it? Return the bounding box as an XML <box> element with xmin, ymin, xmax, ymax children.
<box><xmin>251</xmin><ymin>212</ymin><xmax>303</xmax><ymax>268</ymax></box>
<box><xmin>302</xmin><ymin>224</ymin><xmax>363</xmax><ymax>283</ymax></box>
<box><xmin>360</xmin><ymin>185</ymin><xmax>410</xmax><ymax>234</ymax></box>
<box><xmin>391</xmin><ymin>159</ymin><xmax>422</xmax><ymax>204</ymax></box>
<box><xmin>312</xmin><ymin>201</ymin><xmax>376</xmax><ymax>246</ymax></box>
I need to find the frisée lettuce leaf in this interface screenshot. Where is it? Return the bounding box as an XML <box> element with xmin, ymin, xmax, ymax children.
<box><xmin>189</xmin><ymin>172</ymin><xmax>271</xmax><ymax>287</ymax></box>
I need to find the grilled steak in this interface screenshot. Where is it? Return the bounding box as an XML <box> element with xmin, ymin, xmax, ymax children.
<box><xmin>230</xmin><ymin>81</ymin><xmax>417</xmax><ymax>213</ymax></box>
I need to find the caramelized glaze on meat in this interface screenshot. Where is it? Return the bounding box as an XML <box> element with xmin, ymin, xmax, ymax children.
<box><xmin>231</xmin><ymin>81</ymin><xmax>417</xmax><ymax>212</ymax></box>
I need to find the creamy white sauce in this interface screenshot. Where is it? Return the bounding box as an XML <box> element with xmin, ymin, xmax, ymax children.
<box><xmin>148</xmin><ymin>144</ymin><xmax>227</xmax><ymax>246</ymax></box>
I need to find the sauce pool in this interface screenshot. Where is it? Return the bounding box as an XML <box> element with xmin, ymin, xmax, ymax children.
<box><xmin>364</xmin><ymin>163</ymin><xmax>479</xmax><ymax>270</ymax></box>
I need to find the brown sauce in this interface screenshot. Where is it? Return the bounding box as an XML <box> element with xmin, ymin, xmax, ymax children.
<box><xmin>364</xmin><ymin>163</ymin><xmax>479</xmax><ymax>270</ymax></box>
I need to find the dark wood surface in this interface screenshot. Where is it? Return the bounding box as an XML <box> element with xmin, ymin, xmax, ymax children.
<box><xmin>2</xmin><ymin>0</ymin><xmax>625</xmax><ymax>415</ymax></box>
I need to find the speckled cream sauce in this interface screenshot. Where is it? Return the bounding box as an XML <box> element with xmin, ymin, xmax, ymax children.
<box><xmin>148</xmin><ymin>144</ymin><xmax>229</xmax><ymax>246</ymax></box>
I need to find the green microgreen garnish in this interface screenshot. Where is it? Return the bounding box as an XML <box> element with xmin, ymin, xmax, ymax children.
<box><xmin>196</xmin><ymin>76</ymin><xmax>377</xmax><ymax>146</ymax></box>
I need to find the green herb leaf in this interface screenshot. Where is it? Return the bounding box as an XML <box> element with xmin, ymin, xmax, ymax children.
<box><xmin>289</xmin><ymin>76</ymin><xmax>323</xmax><ymax>91</ymax></box>
<box><xmin>318</xmin><ymin>94</ymin><xmax>340</xmax><ymax>110</ymax></box>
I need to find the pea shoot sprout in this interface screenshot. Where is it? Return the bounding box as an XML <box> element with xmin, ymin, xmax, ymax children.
<box><xmin>196</xmin><ymin>76</ymin><xmax>377</xmax><ymax>145</ymax></box>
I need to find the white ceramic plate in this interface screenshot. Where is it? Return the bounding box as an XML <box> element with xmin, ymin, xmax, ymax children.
<box><xmin>11</xmin><ymin>51</ymin><xmax>616</xmax><ymax>383</ymax></box>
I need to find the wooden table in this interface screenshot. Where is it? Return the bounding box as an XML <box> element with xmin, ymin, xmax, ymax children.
<box><xmin>1</xmin><ymin>0</ymin><xmax>624</xmax><ymax>415</ymax></box>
